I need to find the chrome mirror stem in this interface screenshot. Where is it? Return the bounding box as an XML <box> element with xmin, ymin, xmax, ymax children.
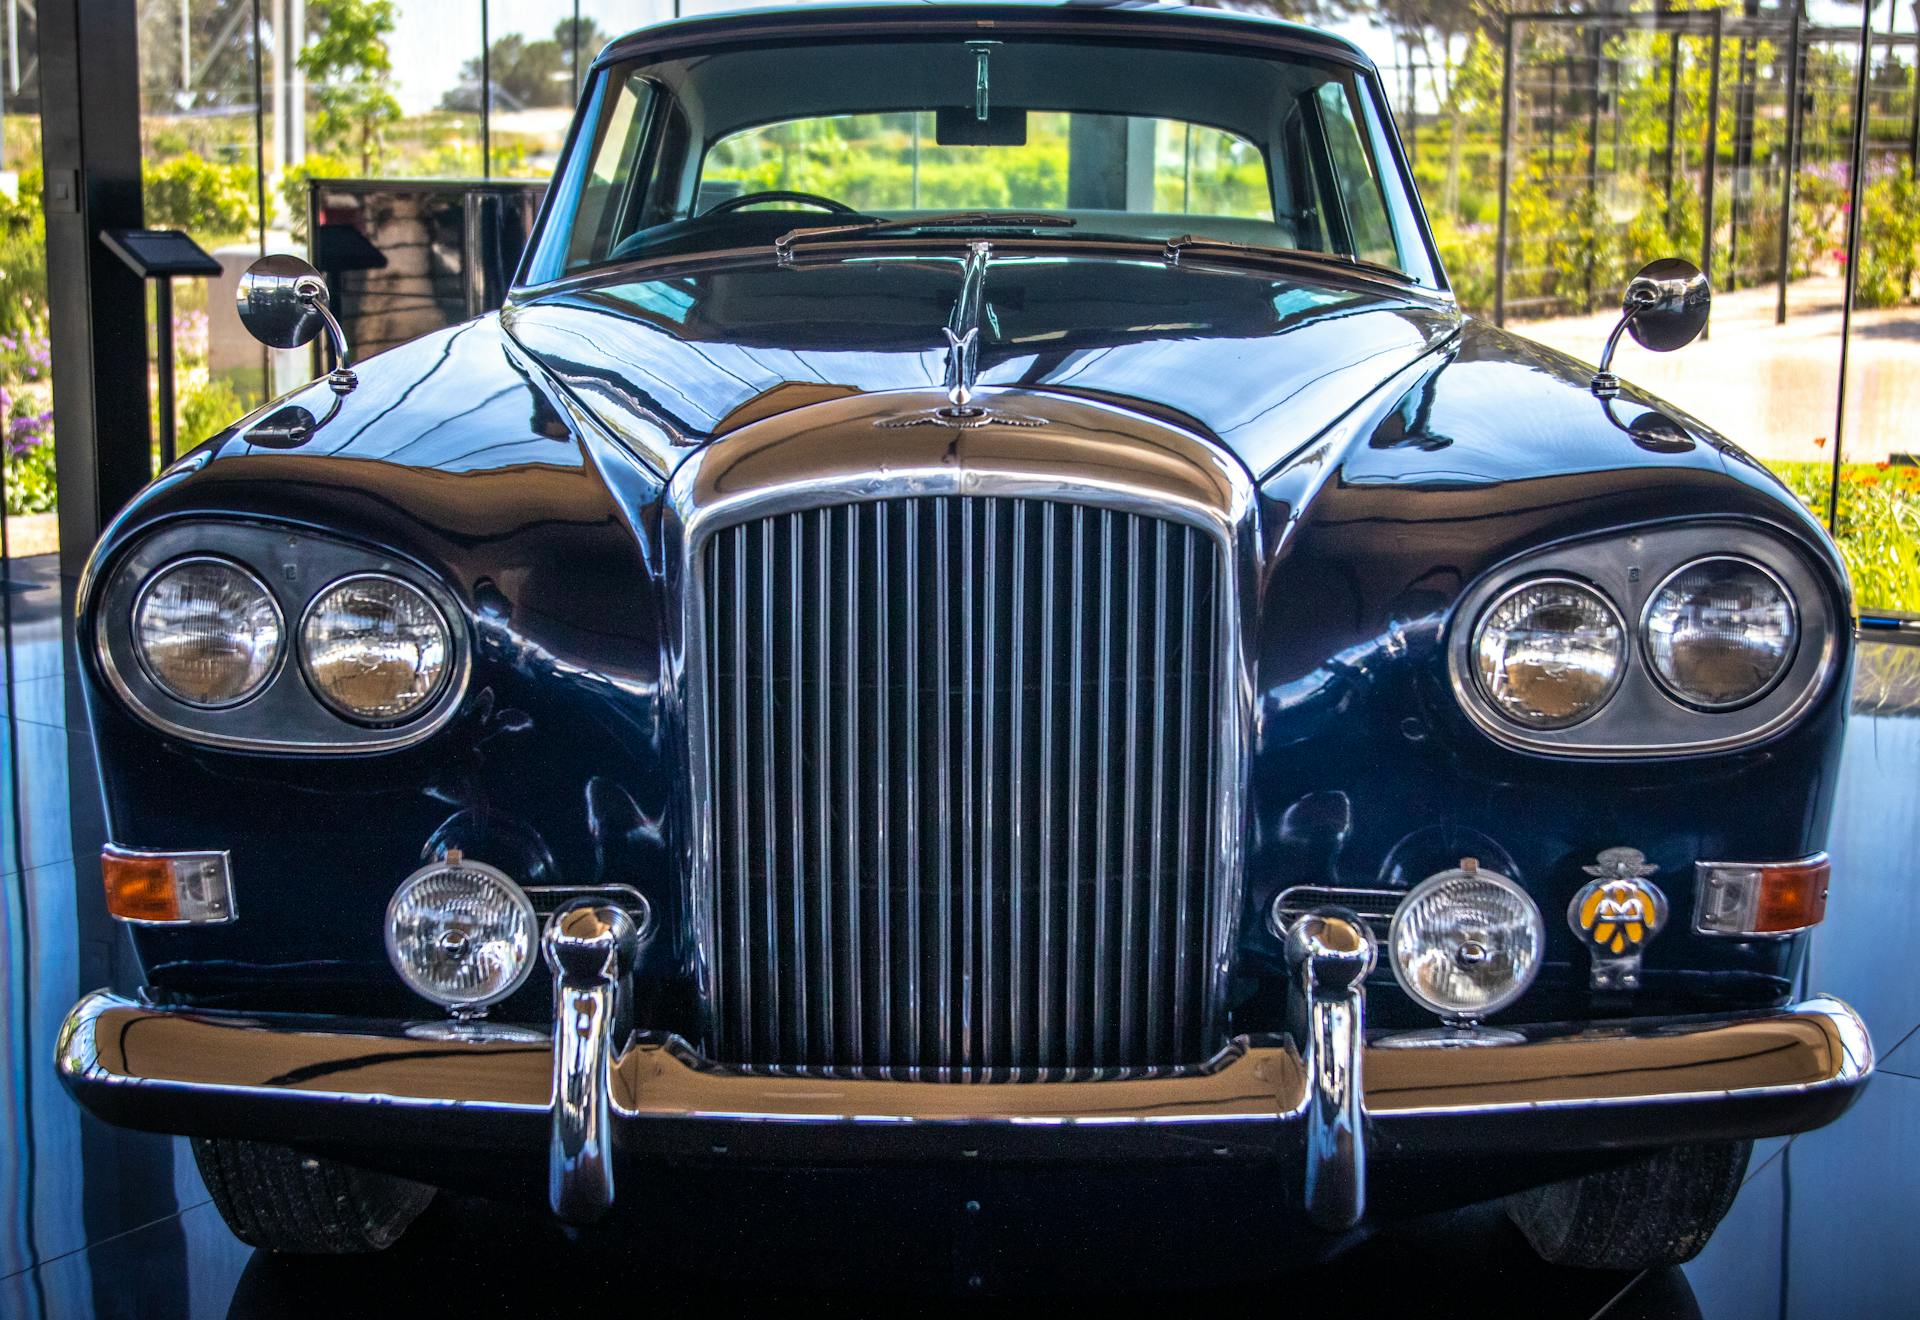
<box><xmin>292</xmin><ymin>274</ymin><xmax>358</xmax><ymax>396</ymax></box>
<box><xmin>1285</xmin><ymin>909</ymin><xmax>1376</xmax><ymax>1232</ymax></box>
<box><xmin>542</xmin><ymin>901</ymin><xmax>639</xmax><ymax>1225</ymax></box>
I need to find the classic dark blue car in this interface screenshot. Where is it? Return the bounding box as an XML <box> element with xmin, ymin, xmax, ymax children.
<box><xmin>58</xmin><ymin>1</ymin><xmax>1869</xmax><ymax>1273</ymax></box>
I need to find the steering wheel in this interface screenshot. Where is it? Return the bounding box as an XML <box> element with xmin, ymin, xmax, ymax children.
<box><xmin>702</xmin><ymin>189</ymin><xmax>861</xmax><ymax>216</ymax></box>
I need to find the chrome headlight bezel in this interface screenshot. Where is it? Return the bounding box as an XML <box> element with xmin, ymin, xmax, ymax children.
<box><xmin>1448</xmin><ymin>522</ymin><xmax>1840</xmax><ymax>757</ymax></box>
<box><xmin>94</xmin><ymin>521</ymin><xmax>470</xmax><ymax>754</ymax></box>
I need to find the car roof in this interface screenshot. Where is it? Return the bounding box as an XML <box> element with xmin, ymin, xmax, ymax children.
<box><xmin>593</xmin><ymin>2</ymin><xmax>1372</xmax><ymax>71</ymax></box>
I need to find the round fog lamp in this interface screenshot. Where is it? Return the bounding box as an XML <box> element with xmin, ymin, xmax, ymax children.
<box><xmin>385</xmin><ymin>855</ymin><xmax>537</xmax><ymax>1013</ymax></box>
<box><xmin>1388</xmin><ymin>863</ymin><xmax>1543</xmax><ymax>1021</ymax></box>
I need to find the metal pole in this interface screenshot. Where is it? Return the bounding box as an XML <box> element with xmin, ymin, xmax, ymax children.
<box><xmin>480</xmin><ymin>0</ymin><xmax>491</xmax><ymax>177</ymax></box>
<box><xmin>250</xmin><ymin>0</ymin><xmax>266</xmax><ymax>254</ymax></box>
<box><xmin>1664</xmin><ymin>28</ymin><xmax>1681</xmax><ymax>224</ymax></box>
<box><xmin>1701</xmin><ymin>13</ymin><xmax>1723</xmax><ymax>312</ymax></box>
<box><xmin>1777</xmin><ymin>7</ymin><xmax>1803</xmax><ymax>325</ymax></box>
<box><xmin>1495</xmin><ymin>15</ymin><xmax>1516</xmax><ymax>327</ymax></box>
<box><xmin>155</xmin><ymin>278</ymin><xmax>176</xmax><ymax>470</ymax></box>
<box><xmin>1548</xmin><ymin>64</ymin><xmax>1557</xmax><ymax>169</ymax></box>
<box><xmin>1907</xmin><ymin>5</ymin><xmax>1919</xmax><ymax>169</ymax></box>
<box><xmin>1830</xmin><ymin>0</ymin><xmax>1875</xmax><ymax>534</ymax></box>
<box><xmin>1585</xmin><ymin>26</ymin><xmax>1602</xmax><ymax>314</ymax></box>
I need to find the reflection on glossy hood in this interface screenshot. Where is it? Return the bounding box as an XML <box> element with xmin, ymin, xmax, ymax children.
<box><xmin>502</xmin><ymin>249</ymin><xmax>1460</xmax><ymax>477</ymax></box>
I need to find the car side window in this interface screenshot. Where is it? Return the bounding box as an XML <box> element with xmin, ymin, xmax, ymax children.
<box><xmin>1309</xmin><ymin>80</ymin><xmax>1400</xmax><ymax>269</ymax></box>
<box><xmin>567</xmin><ymin>75</ymin><xmax>657</xmax><ymax>269</ymax></box>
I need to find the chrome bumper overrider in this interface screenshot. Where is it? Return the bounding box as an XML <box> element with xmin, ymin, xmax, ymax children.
<box><xmin>56</xmin><ymin>906</ymin><xmax>1873</xmax><ymax>1229</ymax></box>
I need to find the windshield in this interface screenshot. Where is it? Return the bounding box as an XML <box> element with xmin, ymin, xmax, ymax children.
<box><xmin>524</xmin><ymin>32</ymin><xmax>1437</xmax><ymax>285</ymax></box>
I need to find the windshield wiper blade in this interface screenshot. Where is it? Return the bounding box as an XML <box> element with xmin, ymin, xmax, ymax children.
<box><xmin>1161</xmin><ymin>233</ymin><xmax>1414</xmax><ymax>285</ymax></box>
<box><xmin>775</xmin><ymin>211</ymin><xmax>1075</xmax><ymax>264</ymax></box>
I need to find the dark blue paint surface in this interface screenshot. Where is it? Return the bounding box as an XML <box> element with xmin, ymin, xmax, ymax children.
<box><xmin>76</xmin><ymin>241</ymin><xmax>1850</xmax><ymax>1037</ymax></box>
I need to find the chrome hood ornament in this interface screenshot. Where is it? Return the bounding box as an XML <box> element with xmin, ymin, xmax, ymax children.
<box><xmin>878</xmin><ymin>241</ymin><xmax>1043</xmax><ymax>430</ymax></box>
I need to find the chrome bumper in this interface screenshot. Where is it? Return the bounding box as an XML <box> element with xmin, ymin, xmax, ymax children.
<box><xmin>57</xmin><ymin>903</ymin><xmax>1873</xmax><ymax>1229</ymax></box>
<box><xmin>57</xmin><ymin>987</ymin><xmax>1871</xmax><ymax>1210</ymax></box>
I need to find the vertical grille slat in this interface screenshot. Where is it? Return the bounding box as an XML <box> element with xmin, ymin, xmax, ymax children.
<box><xmin>702</xmin><ymin>495</ymin><xmax>1226</xmax><ymax>1079</ymax></box>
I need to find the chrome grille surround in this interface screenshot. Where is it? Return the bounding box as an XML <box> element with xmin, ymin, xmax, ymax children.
<box><xmin>666</xmin><ymin>389</ymin><xmax>1256</xmax><ymax>1079</ymax></box>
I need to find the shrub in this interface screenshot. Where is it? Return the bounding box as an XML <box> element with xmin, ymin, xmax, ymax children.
<box><xmin>1769</xmin><ymin>460</ymin><xmax>1920</xmax><ymax>613</ymax></box>
<box><xmin>2</xmin><ymin>383</ymin><xmax>57</xmax><ymax>516</ymax></box>
<box><xmin>280</xmin><ymin>153</ymin><xmax>355</xmax><ymax>240</ymax></box>
<box><xmin>178</xmin><ymin>378</ymin><xmax>245</xmax><ymax>450</ymax></box>
<box><xmin>143</xmin><ymin>153</ymin><xmax>257</xmax><ymax>240</ymax></box>
<box><xmin>0</xmin><ymin>169</ymin><xmax>48</xmax><ymax>340</ymax></box>
<box><xmin>1854</xmin><ymin>166</ymin><xmax>1920</xmax><ymax>310</ymax></box>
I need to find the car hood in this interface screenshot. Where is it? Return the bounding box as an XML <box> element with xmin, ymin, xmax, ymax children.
<box><xmin>501</xmin><ymin>247</ymin><xmax>1461</xmax><ymax>478</ymax></box>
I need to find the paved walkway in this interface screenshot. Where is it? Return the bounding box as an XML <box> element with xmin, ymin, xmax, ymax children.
<box><xmin>1513</xmin><ymin>275</ymin><xmax>1920</xmax><ymax>466</ymax></box>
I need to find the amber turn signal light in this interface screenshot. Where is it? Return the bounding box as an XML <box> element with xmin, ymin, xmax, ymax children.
<box><xmin>101</xmin><ymin>846</ymin><xmax>236</xmax><ymax>925</ymax></box>
<box><xmin>1693</xmin><ymin>856</ymin><xmax>1829</xmax><ymax>937</ymax></box>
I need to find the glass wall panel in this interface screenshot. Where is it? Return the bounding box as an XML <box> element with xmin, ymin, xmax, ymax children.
<box><xmin>17</xmin><ymin>0</ymin><xmax>1920</xmax><ymax>614</ymax></box>
<box><xmin>1831</xmin><ymin>3</ymin><xmax>1920</xmax><ymax>615</ymax></box>
<box><xmin>136</xmin><ymin>0</ymin><xmax>269</xmax><ymax>460</ymax></box>
<box><xmin>1</xmin><ymin>0</ymin><xmax>50</xmax><ymax>552</ymax></box>
<box><xmin>1346</xmin><ymin>6</ymin><xmax>1891</xmax><ymax>607</ymax></box>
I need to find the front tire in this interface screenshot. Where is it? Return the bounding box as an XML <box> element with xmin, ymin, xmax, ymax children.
<box><xmin>1506</xmin><ymin>1140</ymin><xmax>1751</xmax><ymax>1270</ymax></box>
<box><xmin>193</xmin><ymin>1137</ymin><xmax>435</xmax><ymax>1254</ymax></box>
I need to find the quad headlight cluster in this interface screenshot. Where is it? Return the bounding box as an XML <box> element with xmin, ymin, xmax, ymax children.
<box><xmin>1464</xmin><ymin>548</ymin><xmax>1816</xmax><ymax>744</ymax></box>
<box><xmin>134</xmin><ymin>559</ymin><xmax>451</xmax><ymax>722</ymax></box>
<box><xmin>97</xmin><ymin>523</ymin><xmax>467</xmax><ymax>751</ymax></box>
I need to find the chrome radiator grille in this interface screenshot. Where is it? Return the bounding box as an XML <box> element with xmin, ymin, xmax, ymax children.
<box><xmin>696</xmin><ymin>495</ymin><xmax>1229</xmax><ymax>1078</ymax></box>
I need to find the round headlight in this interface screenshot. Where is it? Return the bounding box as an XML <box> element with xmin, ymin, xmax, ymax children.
<box><xmin>1388</xmin><ymin>864</ymin><xmax>1543</xmax><ymax>1020</ymax></box>
<box><xmin>1644</xmin><ymin>557</ymin><xmax>1797</xmax><ymax>710</ymax></box>
<box><xmin>301</xmin><ymin>574</ymin><xmax>451</xmax><ymax>723</ymax></box>
<box><xmin>385</xmin><ymin>856</ymin><xmax>537</xmax><ymax>1012</ymax></box>
<box><xmin>132</xmin><ymin>557</ymin><xmax>283</xmax><ymax>707</ymax></box>
<box><xmin>1472</xmin><ymin>578</ymin><xmax>1625</xmax><ymax>729</ymax></box>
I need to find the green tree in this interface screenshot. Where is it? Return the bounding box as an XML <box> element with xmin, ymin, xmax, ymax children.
<box><xmin>299</xmin><ymin>0</ymin><xmax>402</xmax><ymax>174</ymax></box>
<box><xmin>445</xmin><ymin>17</ymin><xmax>609</xmax><ymax>111</ymax></box>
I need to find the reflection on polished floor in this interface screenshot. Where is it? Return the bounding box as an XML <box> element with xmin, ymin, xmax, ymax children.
<box><xmin>4</xmin><ymin>552</ymin><xmax>1917</xmax><ymax>1319</ymax></box>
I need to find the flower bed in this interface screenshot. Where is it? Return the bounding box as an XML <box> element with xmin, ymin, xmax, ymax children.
<box><xmin>1767</xmin><ymin>460</ymin><xmax>1920</xmax><ymax>615</ymax></box>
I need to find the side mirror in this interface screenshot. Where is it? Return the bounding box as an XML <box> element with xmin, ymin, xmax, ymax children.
<box><xmin>235</xmin><ymin>254</ymin><xmax>357</xmax><ymax>395</ymax></box>
<box><xmin>1590</xmin><ymin>258</ymin><xmax>1711</xmax><ymax>398</ymax></box>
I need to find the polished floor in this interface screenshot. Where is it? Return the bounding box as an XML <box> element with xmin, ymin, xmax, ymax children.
<box><xmin>3</xmin><ymin>550</ymin><xmax>1917</xmax><ymax>1318</ymax></box>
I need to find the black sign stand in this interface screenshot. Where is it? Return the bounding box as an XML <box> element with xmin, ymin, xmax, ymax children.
<box><xmin>100</xmin><ymin>229</ymin><xmax>223</xmax><ymax>470</ymax></box>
